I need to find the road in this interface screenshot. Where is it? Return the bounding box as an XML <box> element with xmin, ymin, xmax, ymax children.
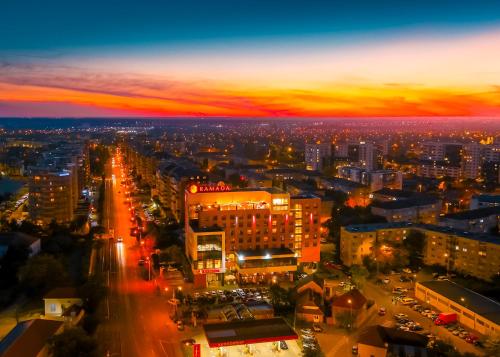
<box><xmin>96</xmin><ymin>150</ymin><xmax>183</xmax><ymax>357</ymax></box>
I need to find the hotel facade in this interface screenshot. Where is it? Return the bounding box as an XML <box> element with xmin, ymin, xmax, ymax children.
<box><xmin>185</xmin><ymin>184</ymin><xmax>321</xmax><ymax>288</ymax></box>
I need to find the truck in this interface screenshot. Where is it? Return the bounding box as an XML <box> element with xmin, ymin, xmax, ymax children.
<box><xmin>434</xmin><ymin>312</ymin><xmax>457</xmax><ymax>326</ymax></box>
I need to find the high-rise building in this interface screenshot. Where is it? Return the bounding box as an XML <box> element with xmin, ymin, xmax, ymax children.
<box><xmin>305</xmin><ymin>142</ymin><xmax>331</xmax><ymax>171</ymax></box>
<box><xmin>184</xmin><ymin>185</ymin><xmax>321</xmax><ymax>288</ymax></box>
<box><xmin>28</xmin><ymin>168</ymin><xmax>75</xmax><ymax>226</ymax></box>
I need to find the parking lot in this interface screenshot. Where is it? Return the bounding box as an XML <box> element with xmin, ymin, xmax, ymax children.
<box><xmin>369</xmin><ymin>273</ymin><xmax>487</xmax><ymax>356</ymax></box>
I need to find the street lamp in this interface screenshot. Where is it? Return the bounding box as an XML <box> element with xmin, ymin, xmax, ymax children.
<box><xmin>146</xmin><ymin>257</ymin><xmax>151</xmax><ymax>281</ymax></box>
<box><xmin>347</xmin><ymin>298</ymin><xmax>353</xmax><ymax>329</ymax></box>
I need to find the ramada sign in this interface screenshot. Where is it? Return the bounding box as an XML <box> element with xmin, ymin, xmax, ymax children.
<box><xmin>189</xmin><ymin>182</ymin><xmax>232</xmax><ymax>194</ymax></box>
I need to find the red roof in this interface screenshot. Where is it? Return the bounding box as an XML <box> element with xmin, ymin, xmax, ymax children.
<box><xmin>332</xmin><ymin>289</ymin><xmax>367</xmax><ymax>309</ymax></box>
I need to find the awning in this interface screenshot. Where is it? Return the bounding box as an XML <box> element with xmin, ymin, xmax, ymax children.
<box><xmin>203</xmin><ymin>317</ymin><xmax>298</xmax><ymax>348</ymax></box>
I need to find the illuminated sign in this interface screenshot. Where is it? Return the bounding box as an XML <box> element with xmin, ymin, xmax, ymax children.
<box><xmin>188</xmin><ymin>182</ymin><xmax>232</xmax><ymax>194</ymax></box>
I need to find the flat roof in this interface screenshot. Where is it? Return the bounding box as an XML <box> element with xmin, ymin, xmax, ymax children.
<box><xmin>0</xmin><ymin>319</ymin><xmax>63</xmax><ymax>357</ymax></box>
<box><xmin>203</xmin><ymin>317</ymin><xmax>297</xmax><ymax>348</ymax></box>
<box><xmin>343</xmin><ymin>222</ymin><xmax>500</xmax><ymax>245</ymax></box>
<box><xmin>343</xmin><ymin>222</ymin><xmax>414</xmax><ymax>233</ymax></box>
<box><xmin>371</xmin><ymin>196</ymin><xmax>439</xmax><ymax>210</ymax></box>
<box><xmin>189</xmin><ymin>220</ymin><xmax>225</xmax><ymax>233</ymax></box>
<box><xmin>473</xmin><ymin>195</ymin><xmax>500</xmax><ymax>204</ymax></box>
<box><xmin>443</xmin><ymin>206</ymin><xmax>500</xmax><ymax>220</ymax></box>
<box><xmin>418</xmin><ymin>280</ymin><xmax>500</xmax><ymax>325</ymax></box>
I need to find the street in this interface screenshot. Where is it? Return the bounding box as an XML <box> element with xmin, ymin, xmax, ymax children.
<box><xmin>96</xmin><ymin>151</ymin><xmax>183</xmax><ymax>357</ymax></box>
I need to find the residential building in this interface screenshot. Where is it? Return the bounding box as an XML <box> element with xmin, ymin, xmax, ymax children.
<box><xmin>28</xmin><ymin>168</ymin><xmax>75</xmax><ymax>225</ymax></box>
<box><xmin>0</xmin><ymin>232</ymin><xmax>41</xmax><ymax>257</ymax></box>
<box><xmin>470</xmin><ymin>194</ymin><xmax>500</xmax><ymax>209</ymax></box>
<box><xmin>43</xmin><ymin>287</ymin><xmax>83</xmax><ymax>319</ymax></box>
<box><xmin>340</xmin><ymin>222</ymin><xmax>500</xmax><ymax>281</ymax></box>
<box><xmin>439</xmin><ymin>206</ymin><xmax>500</xmax><ymax>233</ymax></box>
<box><xmin>340</xmin><ymin>222</ymin><xmax>412</xmax><ymax>266</ymax></box>
<box><xmin>185</xmin><ymin>185</ymin><xmax>321</xmax><ymax>288</ymax></box>
<box><xmin>357</xmin><ymin>325</ymin><xmax>429</xmax><ymax>357</ymax></box>
<box><xmin>337</xmin><ymin>166</ymin><xmax>403</xmax><ymax>192</ymax></box>
<box><xmin>305</xmin><ymin>141</ymin><xmax>331</xmax><ymax>171</ymax></box>
<box><xmin>331</xmin><ymin>289</ymin><xmax>369</xmax><ymax>328</ymax></box>
<box><xmin>370</xmin><ymin>197</ymin><xmax>441</xmax><ymax>223</ymax></box>
<box><xmin>415</xmin><ymin>280</ymin><xmax>500</xmax><ymax>337</ymax></box>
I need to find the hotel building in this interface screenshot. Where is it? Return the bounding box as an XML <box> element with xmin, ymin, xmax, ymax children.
<box><xmin>185</xmin><ymin>184</ymin><xmax>321</xmax><ymax>288</ymax></box>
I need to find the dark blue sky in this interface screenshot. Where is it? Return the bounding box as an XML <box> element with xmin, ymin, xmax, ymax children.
<box><xmin>2</xmin><ymin>0</ymin><xmax>500</xmax><ymax>50</ymax></box>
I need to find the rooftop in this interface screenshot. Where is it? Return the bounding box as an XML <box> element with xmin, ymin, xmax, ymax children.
<box><xmin>371</xmin><ymin>196</ymin><xmax>439</xmax><ymax>210</ymax></box>
<box><xmin>203</xmin><ymin>317</ymin><xmax>297</xmax><ymax>348</ymax></box>
<box><xmin>473</xmin><ymin>194</ymin><xmax>500</xmax><ymax>204</ymax></box>
<box><xmin>358</xmin><ymin>325</ymin><xmax>428</xmax><ymax>349</ymax></box>
<box><xmin>343</xmin><ymin>222</ymin><xmax>500</xmax><ymax>245</ymax></box>
<box><xmin>443</xmin><ymin>206</ymin><xmax>500</xmax><ymax>220</ymax></box>
<box><xmin>418</xmin><ymin>281</ymin><xmax>500</xmax><ymax>325</ymax></box>
<box><xmin>332</xmin><ymin>289</ymin><xmax>367</xmax><ymax>309</ymax></box>
<box><xmin>0</xmin><ymin>232</ymin><xmax>39</xmax><ymax>247</ymax></box>
<box><xmin>372</xmin><ymin>188</ymin><xmax>415</xmax><ymax>199</ymax></box>
<box><xmin>44</xmin><ymin>287</ymin><xmax>79</xmax><ymax>299</ymax></box>
<box><xmin>0</xmin><ymin>319</ymin><xmax>64</xmax><ymax>357</ymax></box>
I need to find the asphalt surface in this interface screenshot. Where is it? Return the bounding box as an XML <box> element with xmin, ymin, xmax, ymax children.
<box><xmin>96</xmin><ymin>153</ymin><xmax>183</xmax><ymax>357</ymax></box>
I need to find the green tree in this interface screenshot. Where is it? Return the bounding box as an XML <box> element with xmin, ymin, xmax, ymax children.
<box><xmin>403</xmin><ymin>230</ymin><xmax>426</xmax><ymax>269</ymax></box>
<box><xmin>18</xmin><ymin>254</ymin><xmax>69</xmax><ymax>297</ymax></box>
<box><xmin>335</xmin><ymin>311</ymin><xmax>356</xmax><ymax>330</ymax></box>
<box><xmin>78</xmin><ymin>274</ymin><xmax>107</xmax><ymax>313</ymax></box>
<box><xmin>49</xmin><ymin>327</ymin><xmax>98</xmax><ymax>357</ymax></box>
<box><xmin>350</xmin><ymin>264</ymin><xmax>369</xmax><ymax>288</ymax></box>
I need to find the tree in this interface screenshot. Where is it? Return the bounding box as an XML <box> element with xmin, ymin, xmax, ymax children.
<box><xmin>78</xmin><ymin>274</ymin><xmax>107</xmax><ymax>313</ymax></box>
<box><xmin>18</xmin><ymin>254</ymin><xmax>69</xmax><ymax>297</ymax></box>
<box><xmin>350</xmin><ymin>264</ymin><xmax>369</xmax><ymax>288</ymax></box>
<box><xmin>335</xmin><ymin>311</ymin><xmax>356</xmax><ymax>330</ymax></box>
<box><xmin>49</xmin><ymin>327</ymin><xmax>98</xmax><ymax>357</ymax></box>
<box><xmin>403</xmin><ymin>230</ymin><xmax>425</xmax><ymax>269</ymax></box>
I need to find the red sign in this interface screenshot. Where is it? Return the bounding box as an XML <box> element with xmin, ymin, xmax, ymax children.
<box><xmin>208</xmin><ymin>335</ymin><xmax>298</xmax><ymax>348</ymax></box>
<box><xmin>193</xmin><ymin>343</ymin><xmax>200</xmax><ymax>357</ymax></box>
<box><xmin>189</xmin><ymin>182</ymin><xmax>232</xmax><ymax>194</ymax></box>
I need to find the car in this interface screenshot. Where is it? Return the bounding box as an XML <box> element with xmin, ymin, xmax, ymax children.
<box><xmin>116</xmin><ymin>236</ymin><xmax>123</xmax><ymax>243</ymax></box>
<box><xmin>352</xmin><ymin>345</ymin><xmax>359</xmax><ymax>355</ymax></box>
<box><xmin>459</xmin><ymin>331</ymin><xmax>469</xmax><ymax>339</ymax></box>
<box><xmin>437</xmin><ymin>275</ymin><xmax>449</xmax><ymax>281</ymax></box>
<box><xmin>412</xmin><ymin>304</ymin><xmax>423</xmax><ymax>311</ymax></box>
<box><xmin>399</xmin><ymin>276</ymin><xmax>411</xmax><ymax>282</ymax></box>
<box><xmin>279</xmin><ymin>341</ymin><xmax>288</xmax><ymax>350</ymax></box>
<box><xmin>177</xmin><ymin>320</ymin><xmax>184</xmax><ymax>331</ymax></box>
<box><xmin>138</xmin><ymin>259</ymin><xmax>145</xmax><ymax>266</ymax></box>
<box><xmin>394</xmin><ymin>313</ymin><xmax>408</xmax><ymax>320</ymax></box>
<box><xmin>301</xmin><ymin>328</ymin><xmax>313</xmax><ymax>335</ymax></box>
<box><xmin>466</xmin><ymin>335</ymin><xmax>479</xmax><ymax>344</ymax></box>
<box><xmin>452</xmin><ymin>329</ymin><xmax>461</xmax><ymax>336</ymax></box>
<box><xmin>402</xmin><ymin>268</ymin><xmax>412</xmax><ymax>274</ymax></box>
<box><xmin>312</xmin><ymin>325</ymin><xmax>323</xmax><ymax>332</ymax></box>
<box><xmin>382</xmin><ymin>278</ymin><xmax>390</xmax><ymax>284</ymax></box>
<box><xmin>181</xmin><ymin>339</ymin><xmax>195</xmax><ymax>346</ymax></box>
<box><xmin>378</xmin><ymin>307</ymin><xmax>386</xmax><ymax>316</ymax></box>
<box><xmin>401</xmin><ymin>297</ymin><xmax>417</xmax><ymax>305</ymax></box>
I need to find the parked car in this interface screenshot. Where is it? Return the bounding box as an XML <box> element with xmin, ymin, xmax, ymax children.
<box><xmin>352</xmin><ymin>345</ymin><xmax>359</xmax><ymax>355</ymax></box>
<box><xmin>312</xmin><ymin>325</ymin><xmax>323</xmax><ymax>332</ymax></box>
<box><xmin>382</xmin><ymin>278</ymin><xmax>390</xmax><ymax>284</ymax></box>
<box><xmin>279</xmin><ymin>341</ymin><xmax>288</xmax><ymax>350</ymax></box>
<box><xmin>177</xmin><ymin>320</ymin><xmax>184</xmax><ymax>331</ymax></box>
<box><xmin>378</xmin><ymin>307</ymin><xmax>386</xmax><ymax>316</ymax></box>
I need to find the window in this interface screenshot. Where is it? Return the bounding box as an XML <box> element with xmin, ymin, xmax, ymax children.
<box><xmin>50</xmin><ymin>303</ymin><xmax>57</xmax><ymax>312</ymax></box>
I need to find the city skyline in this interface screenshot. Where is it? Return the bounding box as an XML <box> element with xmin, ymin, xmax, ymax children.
<box><xmin>2</xmin><ymin>1</ymin><xmax>500</xmax><ymax>118</ymax></box>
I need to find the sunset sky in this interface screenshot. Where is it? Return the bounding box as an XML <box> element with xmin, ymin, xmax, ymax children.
<box><xmin>1</xmin><ymin>0</ymin><xmax>500</xmax><ymax>118</ymax></box>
